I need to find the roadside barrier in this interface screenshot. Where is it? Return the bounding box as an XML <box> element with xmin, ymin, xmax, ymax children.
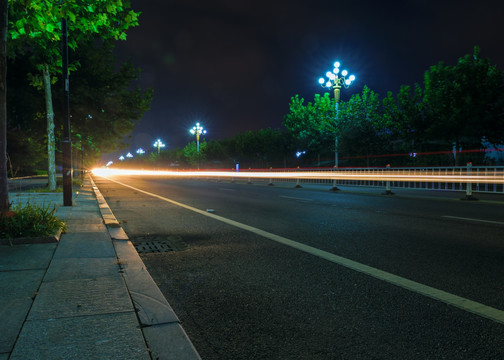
<box><xmin>211</xmin><ymin>164</ymin><xmax>503</xmax><ymax>197</ymax></box>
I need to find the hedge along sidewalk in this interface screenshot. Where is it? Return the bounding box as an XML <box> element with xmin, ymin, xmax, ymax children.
<box><xmin>0</xmin><ymin>195</ymin><xmax>68</xmax><ymax>245</ymax></box>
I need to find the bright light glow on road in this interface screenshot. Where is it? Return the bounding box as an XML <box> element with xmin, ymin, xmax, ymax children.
<box><xmin>91</xmin><ymin>168</ymin><xmax>504</xmax><ymax>184</ymax></box>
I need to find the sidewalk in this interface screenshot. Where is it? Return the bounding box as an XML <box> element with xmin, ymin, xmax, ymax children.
<box><xmin>0</xmin><ymin>175</ymin><xmax>200</xmax><ymax>360</ymax></box>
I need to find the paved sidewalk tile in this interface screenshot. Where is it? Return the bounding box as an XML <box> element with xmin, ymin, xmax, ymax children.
<box><xmin>44</xmin><ymin>257</ymin><xmax>120</xmax><ymax>282</ymax></box>
<box><xmin>0</xmin><ymin>270</ymin><xmax>45</xmax><ymax>353</ymax></box>
<box><xmin>28</xmin><ymin>276</ymin><xmax>132</xmax><ymax>320</ymax></box>
<box><xmin>0</xmin><ymin>244</ymin><xmax>56</xmax><ymax>271</ymax></box>
<box><xmin>10</xmin><ymin>312</ymin><xmax>150</xmax><ymax>360</ymax></box>
<box><xmin>63</xmin><ymin>221</ymin><xmax>108</xmax><ymax>232</ymax></box>
<box><xmin>53</xmin><ymin>232</ymin><xmax>116</xmax><ymax>259</ymax></box>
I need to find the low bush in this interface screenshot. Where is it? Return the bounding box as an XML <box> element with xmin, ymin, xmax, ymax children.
<box><xmin>0</xmin><ymin>202</ymin><xmax>66</xmax><ymax>241</ymax></box>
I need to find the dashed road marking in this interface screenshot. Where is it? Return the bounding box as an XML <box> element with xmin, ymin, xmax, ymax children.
<box><xmin>279</xmin><ymin>195</ymin><xmax>312</xmax><ymax>202</ymax></box>
<box><xmin>442</xmin><ymin>215</ymin><xmax>504</xmax><ymax>226</ymax></box>
<box><xmin>98</xmin><ymin>176</ymin><xmax>504</xmax><ymax>325</ymax></box>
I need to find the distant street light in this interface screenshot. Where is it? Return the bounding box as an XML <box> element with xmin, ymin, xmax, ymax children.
<box><xmin>318</xmin><ymin>61</ymin><xmax>356</xmax><ymax>169</ymax></box>
<box><xmin>153</xmin><ymin>139</ymin><xmax>165</xmax><ymax>154</ymax></box>
<box><xmin>119</xmin><ymin>155</ymin><xmax>125</xmax><ymax>161</ymax></box>
<box><xmin>190</xmin><ymin>122</ymin><xmax>206</xmax><ymax>153</ymax></box>
<box><xmin>126</xmin><ymin>152</ymin><xmax>133</xmax><ymax>158</ymax></box>
<box><xmin>136</xmin><ymin>148</ymin><xmax>145</xmax><ymax>155</ymax></box>
<box><xmin>190</xmin><ymin>122</ymin><xmax>207</xmax><ymax>169</ymax></box>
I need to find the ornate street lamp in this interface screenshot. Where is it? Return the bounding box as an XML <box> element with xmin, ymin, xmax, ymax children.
<box><xmin>126</xmin><ymin>152</ymin><xmax>133</xmax><ymax>158</ymax></box>
<box><xmin>318</xmin><ymin>61</ymin><xmax>356</xmax><ymax>169</ymax></box>
<box><xmin>153</xmin><ymin>139</ymin><xmax>165</xmax><ymax>154</ymax></box>
<box><xmin>190</xmin><ymin>122</ymin><xmax>206</xmax><ymax>153</ymax></box>
<box><xmin>190</xmin><ymin>122</ymin><xmax>207</xmax><ymax>169</ymax></box>
<box><xmin>136</xmin><ymin>148</ymin><xmax>145</xmax><ymax>155</ymax></box>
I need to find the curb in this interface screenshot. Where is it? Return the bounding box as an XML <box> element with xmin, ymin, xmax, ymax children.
<box><xmin>88</xmin><ymin>175</ymin><xmax>201</xmax><ymax>360</ymax></box>
<box><xmin>0</xmin><ymin>229</ymin><xmax>62</xmax><ymax>245</ymax></box>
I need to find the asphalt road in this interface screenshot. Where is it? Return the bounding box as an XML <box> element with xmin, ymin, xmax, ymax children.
<box><xmin>93</xmin><ymin>175</ymin><xmax>504</xmax><ymax>359</ymax></box>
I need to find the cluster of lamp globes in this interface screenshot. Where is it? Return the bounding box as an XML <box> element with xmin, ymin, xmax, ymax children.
<box><xmin>318</xmin><ymin>61</ymin><xmax>356</xmax><ymax>89</ymax></box>
<box><xmin>117</xmin><ymin>148</ymin><xmax>147</xmax><ymax>161</ymax></box>
<box><xmin>115</xmin><ymin>123</ymin><xmax>207</xmax><ymax>163</ymax></box>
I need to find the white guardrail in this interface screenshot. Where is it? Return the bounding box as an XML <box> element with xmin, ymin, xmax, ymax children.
<box><xmin>217</xmin><ymin>164</ymin><xmax>504</xmax><ymax>197</ymax></box>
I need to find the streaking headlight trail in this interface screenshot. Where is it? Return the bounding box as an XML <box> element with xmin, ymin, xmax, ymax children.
<box><xmin>92</xmin><ymin>168</ymin><xmax>504</xmax><ymax>184</ymax></box>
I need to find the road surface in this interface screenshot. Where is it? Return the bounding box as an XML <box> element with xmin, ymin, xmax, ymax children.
<box><xmin>93</xmin><ymin>175</ymin><xmax>504</xmax><ymax>359</ymax></box>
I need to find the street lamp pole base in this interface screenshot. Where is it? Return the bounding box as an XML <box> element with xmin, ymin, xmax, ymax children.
<box><xmin>461</xmin><ymin>195</ymin><xmax>478</xmax><ymax>201</ymax></box>
<box><xmin>330</xmin><ymin>186</ymin><xmax>340</xmax><ymax>192</ymax></box>
<box><xmin>382</xmin><ymin>190</ymin><xmax>395</xmax><ymax>195</ymax></box>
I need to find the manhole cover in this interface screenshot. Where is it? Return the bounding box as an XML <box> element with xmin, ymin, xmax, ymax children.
<box><xmin>130</xmin><ymin>235</ymin><xmax>188</xmax><ymax>254</ymax></box>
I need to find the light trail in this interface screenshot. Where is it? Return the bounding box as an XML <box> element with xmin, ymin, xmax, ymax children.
<box><xmin>92</xmin><ymin>168</ymin><xmax>504</xmax><ymax>184</ymax></box>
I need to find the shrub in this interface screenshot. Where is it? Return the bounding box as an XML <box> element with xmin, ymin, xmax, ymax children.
<box><xmin>0</xmin><ymin>202</ymin><xmax>66</xmax><ymax>240</ymax></box>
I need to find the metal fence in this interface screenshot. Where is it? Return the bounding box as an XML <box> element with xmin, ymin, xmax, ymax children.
<box><xmin>240</xmin><ymin>165</ymin><xmax>504</xmax><ymax>194</ymax></box>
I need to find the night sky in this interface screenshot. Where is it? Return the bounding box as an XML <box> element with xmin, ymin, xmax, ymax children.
<box><xmin>111</xmin><ymin>0</ymin><xmax>504</xmax><ymax>157</ymax></box>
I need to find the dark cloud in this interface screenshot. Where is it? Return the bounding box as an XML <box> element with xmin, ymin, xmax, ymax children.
<box><xmin>111</xmin><ymin>0</ymin><xmax>504</xmax><ymax>156</ymax></box>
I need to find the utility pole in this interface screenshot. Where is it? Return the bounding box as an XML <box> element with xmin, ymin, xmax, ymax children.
<box><xmin>61</xmin><ymin>13</ymin><xmax>72</xmax><ymax>206</ymax></box>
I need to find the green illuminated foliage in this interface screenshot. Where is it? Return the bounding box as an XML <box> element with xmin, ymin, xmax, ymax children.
<box><xmin>6</xmin><ymin>0</ymin><xmax>141</xmax><ymax>188</ymax></box>
<box><xmin>422</xmin><ymin>46</ymin><xmax>504</xmax><ymax>153</ymax></box>
<box><xmin>338</xmin><ymin>86</ymin><xmax>394</xmax><ymax>165</ymax></box>
<box><xmin>283</xmin><ymin>93</ymin><xmax>335</xmax><ymax>155</ymax></box>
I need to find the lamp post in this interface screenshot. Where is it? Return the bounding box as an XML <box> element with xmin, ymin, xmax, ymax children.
<box><xmin>318</xmin><ymin>61</ymin><xmax>356</xmax><ymax>169</ymax></box>
<box><xmin>61</xmin><ymin>8</ymin><xmax>72</xmax><ymax>206</ymax></box>
<box><xmin>190</xmin><ymin>122</ymin><xmax>206</xmax><ymax>169</ymax></box>
<box><xmin>136</xmin><ymin>148</ymin><xmax>145</xmax><ymax>155</ymax></box>
<box><xmin>153</xmin><ymin>139</ymin><xmax>165</xmax><ymax>154</ymax></box>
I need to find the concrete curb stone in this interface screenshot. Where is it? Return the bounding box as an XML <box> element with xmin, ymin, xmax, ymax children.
<box><xmin>89</xmin><ymin>174</ymin><xmax>201</xmax><ymax>360</ymax></box>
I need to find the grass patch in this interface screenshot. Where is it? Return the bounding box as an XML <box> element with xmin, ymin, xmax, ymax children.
<box><xmin>25</xmin><ymin>177</ymin><xmax>83</xmax><ymax>193</ymax></box>
<box><xmin>0</xmin><ymin>202</ymin><xmax>66</xmax><ymax>244</ymax></box>
<box><xmin>26</xmin><ymin>187</ymin><xmax>64</xmax><ymax>193</ymax></box>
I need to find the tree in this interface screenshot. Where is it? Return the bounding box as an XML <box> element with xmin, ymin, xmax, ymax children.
<box><xmin>382</xmin><ymin>84</ymin><xmax>425</xmax><ymax>159</ymax></box>
<box><xmin>8</xmin><ymin>0</ymin><xmax>140</xmax><ymax>189</ymax></box>
<box><xmin>230</xmin><ymin>128</ymin><xmax>290</xmax><ymax>168</ymax></box>
<box><xmin>0</xmin><ymin>0</ymin><xmax>7</xmax><ymax>213</ymax></box>
<box><xmin>183</xmin><ymin>141</ymin><xmax>207</xmax><ymax>167</ymax></box>
<box><xmin>68</xmin><ymin>40</ymin><xmax>153</xmax><ymax>167</ymax></box>
<box><xmin>283</xmin><ymin>93</ymin><xmax>335</xmax><ymax>163</ymax></box>
<box><xmin>338</xmin><ymin>86</ymin><xmax>389</xmax><ymax>166</ymax></box>
<box><xmin>206</xmin><ymin>139</ymin><xmax>231</xmax><ymax>165</ymax></box>
<box><xmin>422</xmin><ymin>47</ymin><xmax>504</xmax><ymax>163</ymax></box>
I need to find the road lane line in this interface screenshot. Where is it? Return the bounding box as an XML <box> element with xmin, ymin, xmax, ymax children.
<box><xmin>279</xmin><ymin>195</ymin><xmax>312</xmax><ymax>202</ymax></box>
<box><xmin>442</xmin><ymin>216</ymin><xmax>504</xmax><ymax>226</ymax></box>
<box><xmin>98</xmin><ymin>176</ymin><xmax>504</xmax><ymax>325</ymax></box>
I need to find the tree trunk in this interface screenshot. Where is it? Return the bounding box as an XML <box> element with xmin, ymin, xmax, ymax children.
<box><xmin>0</xmin><ymin>0</ymin><xmax>8</xmax><ymax>213</ymax></box>
<box><xmin>42</xmin><ymin>65</ymin><xmax>57</xmax><ymax>191</ymax></box>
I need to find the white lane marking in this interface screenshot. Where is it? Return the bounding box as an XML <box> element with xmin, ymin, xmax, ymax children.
<box><xmin>280</xmin><ymin>195</ymin><xmax>312</xmax><ymax>202</ymax></box>
<box><xmin>98</xmin><ymin>176</ymin><xmax>504</xmax><ymax>325</ymax></box>
<box><xmin>442</xmin><ymin>216</ymin><xmax>504</xmax><ymax>226</ymax></box>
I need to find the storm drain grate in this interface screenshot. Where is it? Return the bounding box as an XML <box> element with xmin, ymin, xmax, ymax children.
<box><xmin>131</xmin><ymin>235</ymin><xmax>188</xmax><ymax>254</ymax></box>
<box><xmin>134</xmin><ymin>241</ymin><xmax>174</xmax><ymax>254</ymax></box>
